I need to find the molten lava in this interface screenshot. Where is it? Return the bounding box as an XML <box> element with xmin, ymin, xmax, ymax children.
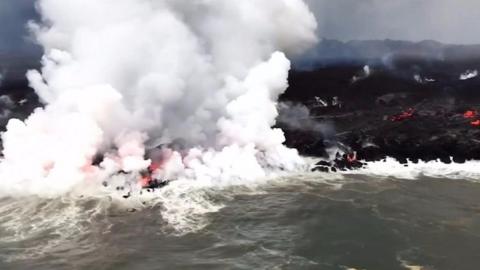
<box><xmin>390</xmin><ymin>108</ymin><xmax>415</xmax><ymax>122</ymax></box>
<box><xmin>149</xmin><ymin>162</ymin><xmax>161</xmax><ymax>172</ymax></box>
<box><xmin>140</xmin><ymin>174</ymin><xmax>152</xmax><ymax>187</ymax></box>
<box><xmin>464</xmin><ymin>110</ymin><xmax>477</xmax><ymax>118</ymax></box>
<box><xmin>347</xmin><ymin>152</ymin><xmax>357</xmax><ymax>163</ymax></box>
<box><xmin>463</xmin><ymin>110</ymin><xmax>480</xmax><ymax>126</ymax></box>
<box><xmin>140</xmin><ymin>162</ymin><xmax>162</xmax><ymax>188</ymax></box>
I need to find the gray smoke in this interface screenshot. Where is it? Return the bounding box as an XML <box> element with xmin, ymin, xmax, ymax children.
<box><xmin>278</xmin><ymin>102</ymin><xmax>335</xmax><ymax>139</ymax></box>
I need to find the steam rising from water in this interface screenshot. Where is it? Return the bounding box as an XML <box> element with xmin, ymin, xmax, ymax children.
<box><xmin>0</xmin><ymin>0</ymin><xmax>317</xmax><ymax>197</ymax></box>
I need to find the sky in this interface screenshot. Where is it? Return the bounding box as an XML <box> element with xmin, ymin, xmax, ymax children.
<box><xmin>306</xmin><ymin>0</ymin><xmax>480</xmax><ymax>45</ymax></box>
<box><xmin>1</xmin><ymin>0</ymin><xmax>480</xmax><ymax>56</ymax></box>
<box><xmin>0</xmin><ymin>0</ymin><xmax>38</xmax><ymax>55</ymax></box>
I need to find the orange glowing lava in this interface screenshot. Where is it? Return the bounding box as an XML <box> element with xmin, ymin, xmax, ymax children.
<box><xmin>149</xmin><ymin>162</ymin><xmax>161</xmax><ymax>172</ymax></box>
<box><xmin>390</xmin><ymin>108</ymin><xmax>415</xmax><ymax>122</ymax></box>
<box><xmin>347</xmin><ymin>152</ymin><xmax>357</xmax><ymax>163</ymax></box>
<box><xmin>464</xmin><ymin>110</ymin><xmax>477</xmax><ymax>119</ymax></box>
<box><xmin>140</xmin><ymin>175</ymin><xmax>152</xmax><ymax>187</ymax></box>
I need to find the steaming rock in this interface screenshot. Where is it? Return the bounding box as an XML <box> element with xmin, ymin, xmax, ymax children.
<box><xmin>284</xmin><ymin>57</ymin><xmax>480</xmax><ymax>168</ymax></box>
<box><xmin>351</xmin><ymin>65</ymin><xmax>371</xmax><ymax>83</ymax></box>
<box><xmin>460</xmin><ymin>70</ymin><xmax>478</xmax><ymax>80</ymax></box>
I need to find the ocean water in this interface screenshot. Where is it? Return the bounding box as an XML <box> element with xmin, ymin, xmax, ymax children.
<box><xmin>1</xmin><ymin>170</ymin><xmax>480</xmax><ymax>270</ymax></box>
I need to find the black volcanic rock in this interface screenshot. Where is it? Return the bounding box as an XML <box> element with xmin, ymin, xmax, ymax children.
<box><xmin>2</xmin><ymin>41</ymin><xmax>480</xmax><ymax>168</ymax></box>
<box><xmin>282</xmin><ymin>51</ymin><xmax>480</xmax><ymax>166</ymax></box>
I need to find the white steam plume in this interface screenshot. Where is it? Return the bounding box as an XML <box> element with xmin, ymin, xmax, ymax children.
<box><xmin>0</xmin><ymin>0</ymin><xmax>317</xmax><ymax>196</ymax></box>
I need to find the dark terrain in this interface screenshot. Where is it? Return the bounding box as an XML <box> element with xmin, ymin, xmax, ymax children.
<box><xmin>281</xmin><ymin>40</ymin><xmax>480</xmax><ymax>170</ymax></box>
<box><xmin>2</xmin><ymin>40</ymin><xmax>480</xmax><ymax>169</ymax></box>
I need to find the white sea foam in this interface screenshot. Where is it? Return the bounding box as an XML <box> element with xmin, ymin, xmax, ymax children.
<box><xmin>342</xmin><ymin>157</ymin><xmax>480</xmax><ymax>181</ymax></box>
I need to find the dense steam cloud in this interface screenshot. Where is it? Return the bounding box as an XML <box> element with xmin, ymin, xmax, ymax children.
<box><xmin>0</xmin><ymin>0</ymin><xmax>317</xmax><ymax>196</ymax></box>
<box><xmin>306</xmin><ymin>0</ymin><xmax>480</xmax><ymax>44</ymax></box>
